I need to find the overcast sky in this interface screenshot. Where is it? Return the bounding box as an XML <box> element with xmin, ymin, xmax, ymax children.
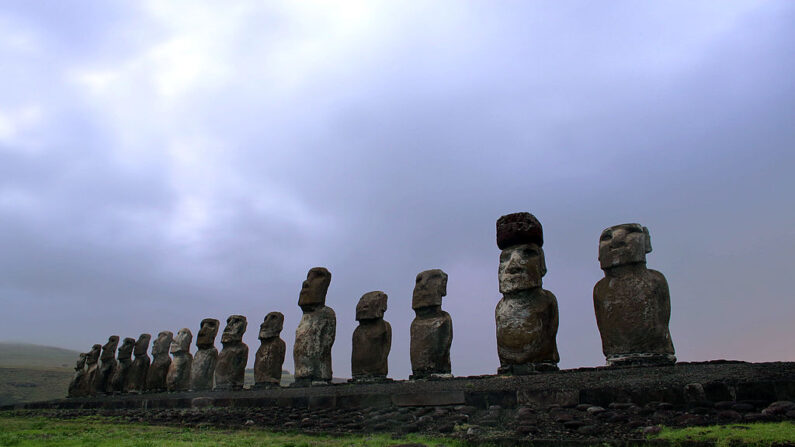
<box><xmin>1</xmin><ymin>1</ymin><xmax>793</xmax><ymax>379</ymax></box>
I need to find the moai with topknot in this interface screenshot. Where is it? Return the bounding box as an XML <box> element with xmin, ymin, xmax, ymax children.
<box><xmin>190</xmin><ymin>318</ymin><xmax>219</xmax><ymax>391</ymax></box>
<box><xmin>594</xmin><ymin>223</ymin><xmax>675</xmax><ymax>366</ymax></box>
<box><xmin>410</xmin><ymin>269</ymin><xmax>453</xmax><ymax>379</ymax></box>
<box><xmin>166</xmin><ymin>328</ymin><xmax>193</xmax><ymax>392</ymax></box>
<box><xmin>215</xmin><ymin>315</ymin><xmax>248</xmax><ymax>390</ymax></box>
<box><xmin>67</xmin><ymin>353</ymin><xmax>87</xmax><ymax>398</ymax></box>
<box><xmin>253</xmin><ymin>312</ymin><xmax>286</xmax><ymax>389</ymax></box>
<box><xmin>111</xmin><ymin>337</ymin><xmax>135</xmax><ymax>393</ymax></box>
<box><xmin>125</xmin><ymin>333</ymin><xmax>151</xmax><ymax>393</ymax></box>
<box><xmin>495</xmin><ymin>212</ymin><xmax>560</xmax><ymax>374</ymax></box>
<box><xmin>351</xmin><ymin>291</ymin><xmax>392</xmax><ymax>383</ymax></box>
<box><xmin>146</xmin><ymin>331</ymin><xmax>173</xmax><ymax>392</ymax></box>
<box><xmin>94</xmin><ymin>335</ymin><xmax>119</xmax><ymax>394</ymax></box>
<box><xmin>293</xmin><ymin>267</ymin><xmax>336</xmax><ymax>386</ymax></box>
<box><xmin>82</xmin><ymin>344</ymin><xmax>102</xmax><ymax>396</ymax></box>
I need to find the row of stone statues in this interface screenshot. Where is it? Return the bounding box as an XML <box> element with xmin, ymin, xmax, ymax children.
<box><xmin>68</xmin><ymin>212</ymin><xmax>675</xmax><ymax>397</ymax></box>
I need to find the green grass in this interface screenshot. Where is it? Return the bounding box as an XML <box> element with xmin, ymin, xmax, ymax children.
<box><xmin>0</xmin><ymin>368</ymin><xmax>72</xmax><ymax>406</ymax></box>
<box><xmin>651</xmin><ymin>422</ymin><xmax>795</xmax><ymax>446</ymax></box>
<box><xmin>0</xmin><ymin>414</ymin><xmax>476</xmax><ymax>447</ymax></box>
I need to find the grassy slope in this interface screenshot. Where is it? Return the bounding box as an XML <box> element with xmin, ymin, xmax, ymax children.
<box><xmin>0</xmin><ymin>414</ymin><xmax>474</xmax><ymax>447</ymax></box>
<box><xmin>0</xmin><ymin>343</ymin><xmax>81</xmax><ymax>406</ymax></box>
<box><xmin>0</xmin><ymin>343</ymin><xmax>81</xmax><ymax>370</ymax></box>
<box><xmin>652</xmin><ymin>422</ymin><xmax>795</xmax><ymax>446</ymax></box>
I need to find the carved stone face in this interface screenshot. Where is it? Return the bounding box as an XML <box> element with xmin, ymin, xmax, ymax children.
<box><xmin>196</xmin><ymin>318</ymin><xmax>220</xmax><ymax>348</ymax></box>
<box><xmin>498</xmin><ymin>243</ymin><xmax>546</xmax><ymax>294</ymax></box>
<box><xmin>86</xmin><ymin>344</ymin><xmax>102</xmax><ymax>365</ymax></box>
<box><xmin>118</xmin><ymin>337</ymin><xmax>135</xmax><ymax>359</ymax></box>
<box><xmin>151</xmin><ymin>331</ymin><xmax>173</xmax><ymax>356</ymax></box>
<box><xmin>170</xmin><ymin>328</ymin><xmax>192</xmax><ymax>354</ymax></box>
<box><xmin>101</xmin><ymin>335</ymin><xmax>119</xmax><ymax>360</ymax></box>
<box><xmin>298</xmin><ymin>267</ymin><xmax>332</xmax><ymax>310</ymax></box>
<box><xmin>598</xmin><ymin>223</ymin><xmax>651</xmax><ymax>269</ymax></box>
<box><xmin>76</xmin><ymin>353</ymin><xmax>87</xmax><ymax>370</ymax></box>
<box><xmin>133</xmin><ymin>333</ymin><xmax>151</xmax><ymax>356</ymax></box>
<box><xmin>259</xmin><ymin>312</ymin><xmax>284</xmax><ymax>340</ymax></box>
<box><xmin>356</xmin><ymin>291</ymin><xmax>387</xmax><ymax>321</ymax></box>
<box><xmin>412</xmin><ymin>269</ymin><xmax>448</xmax><ymax>310</ymax></box>
<box><xmin>221</xmin><ymin>315</ymin><xmax>247</xmax><ymax>343</ymax></box>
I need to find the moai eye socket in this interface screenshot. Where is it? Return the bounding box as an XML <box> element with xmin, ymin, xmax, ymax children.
<box><xmin>600</xmin><ymin>231</ymin><xmax>612</xmax><ymax>241</ymax></box>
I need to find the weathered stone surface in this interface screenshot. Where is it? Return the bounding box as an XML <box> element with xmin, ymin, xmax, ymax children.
<box><xmin>495</xmin><ymin>213</ymin><xmax>559</xmax><ymax>374</ymax></box>
<box><xmin>80</xmin><ymin>344</ymin><xmax>102</xmax><ymax>396</ymax></box>
<box><xmin>145</xmin><ymin>331</ymin><xmax>173</xmax><ymax>392</ymax></box>
<box><xmin>393</xmin><ymin>391</ymin><xmax>465</xmax><ymax>407</ymax></box>
<box><xmin>110</xmin><ymin>337</ymin><xmax>135</xmax><ymax>394</ymax></box>
<box><xmin>593</xmin><ymin>224</ymin><xmax>675</xmax><ymax>366</ymax></box>
<box><xmin>67</xmin><ymin>353</ymin><xmax>87</xmax><ymax>398</ymax></box>
<box><xmin>294</xmin><ymin>267</ymin><xmax>336</xmax><ymax>385</ymax></box>
<box><xmin>215</xmin><ymin>315</ymin><xmax>248</xmax><ymax>390</ymax></box>
<box><xmin>351</xmin><ymin>291</ymin><xmax>392</xmax><ymax>381</ymax></box>
<box><xmin>254</xmin><ymin>312</ymin><xmax>286</xmax><ymax>388</ymax></box>
<box><xmin>166</xmin><ymin>328</ymin><xmax>193</xmax><ymax>392</ymax></box>
<box><xmin>93</xmin><ymin>335</ymin><xmax>119</xmax><ymax>395</ymax></box>
<box><xmin>125</xmin><ymin>333</ymin><xmax>151</xmax><ymax>394</ymax></box>
<box><xmin>410</xmin><ymin>269</ymin><xmax>452</xmax><ymax>379</ymax></box>
<box><xmin>190</xmin><ymin>318</ymin><xmax>219</xmax><ymax>391</ymax></box>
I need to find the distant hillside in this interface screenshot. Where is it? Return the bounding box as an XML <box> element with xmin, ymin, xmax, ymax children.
<box><xmin>0</xmin><ymin>342</ymin><xmax>81</xmax><ymax>406</ymax></box>
<box><xmin>0</xmin><ymin>342</ymin><xmax>82</xmax><ymax>369</ymax></box>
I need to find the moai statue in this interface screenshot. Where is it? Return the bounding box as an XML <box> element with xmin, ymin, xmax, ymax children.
<box><xmin>145</xmin><ymin>331</ymin><xmax>173</xmax><ymax>392</ymax></box>
<box><xmin>166</xmin><ymin>328</ymin><xmax>193</xmax><ymax>392</ymax></box>
<box><xmin>293</xmin><ymin>267</ymin><xmax>336</xmax><ymax>386</ymax></box>
<box><xmin>253</xmin><ymin>312</ymin><xmax>286</xmax><ymax>389</ymax></box>
<box><xmin>215</xmin><ymin>315</ymin><xmax>248</xmax><ymax>390</ymax></box>
<box><xmin>495</xmin><ymin>212</ymin><xmax>560</xmax><ymax>375</ymax></box>
<box><xmin>125</xmin><ymin>333</ymin><xmax>151</xmax><ymax>394</ymax></box>
<box><xmin>82</xmin><ymin>344</ymin><xmax>102</xmax><ymax>396</ymax></box>
<box><xmin>190</xmin><ymin>318</ymin><xmax>219</xmax><ymax>391</ymax></box>
<box><xmin>410</xmin><ymin>269</ymin><xmax>453</xmax><ymax>379</ymax></box>
<box><xmin>67</xmin><ymin>353</ymin><xmax>88</xmax><ymax>398</ymax></box>
<box><xmin>351</xmin><ymin>291</ymin><xmax>392</xmax><ymax>383</ymax></box>
<box><xmin>93</xmin><ymin>335</ymin><xmax>119</xmax><ymax>394</ymax></box>
<box><xmin>593</xmin><ymin>223</ymin><xmax>675</xmax><ymax>366</ymax></box>
<box><xmin>111</xmin><ymin>337</ymin><xmax>135</xmax><ymax>394</ymax></box>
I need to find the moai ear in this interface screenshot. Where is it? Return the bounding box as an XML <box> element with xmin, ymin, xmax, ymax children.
<box><xmin>643</xmin><ymin>226</ymin><xmax>652</xmax><ymax>254</ymax></box>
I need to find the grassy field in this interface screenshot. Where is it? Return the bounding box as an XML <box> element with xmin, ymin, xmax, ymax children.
<box><xmin>0</xmin><ymin>343</ymin><xmax>81</xmax><ymax>406</ymax></box>
<box><xmin>652</xmin><ymin>421</ymin><xmax>795</xmax><ymax>446</ymax></box>
<box><xmin>0</xmin><ymin>414</ymin><xmax>474</xmax><ymax>447</ymax></box>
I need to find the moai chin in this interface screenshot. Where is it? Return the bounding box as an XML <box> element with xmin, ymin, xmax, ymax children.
<box><xmin>125</xmin><ymin>333</ymin><xmax>151</xmax><ymax>394</ymax></box>
<box><xmin>111</xmin><ymin>337</ymin><xmax>135</xmax><ymax>394</ymax></box>
<box><xmin>351</xmin><ymin>291</ymin><xmax>392</xmax><ymax>383</ymax></box>
<box><xmin>214</xmin><ymin>315</ymin><xmax>248</xmax><ymax>390</ymax></box>
<box><xmin>93</xmin><ymin>335</ymin><xmax>119</xmax><ymax>395</ymax></box>
<box><xmin>82</xmin><ymin>344</ymin><xmax>102</xmax><ymax>396</ymax></box>
<box><xmin>253</xmin><ymin>312</ymin><xmax>286</xmax><ymax>389</ymax></box>
<box><xmin>166</xmin><ymin>328</ymin><xmax>193</xmax><ymax>392</ymax></box>
<box><xmin>293</xmin><ymin>267</ymin><xmax>336</xmax><ymax>386</ymax></box>
<box><xmin>593</xmin><ymin>223</ymin><xmax>675</xmax><ymax>366</ymax></box>
<box><xmin>190</xmin><ymin>318</ymin><xmax>219</xmax><ymax>391</ymax></box>
<box><xmin>410</xmin><ymin>269</ymin><xmax>453</xmax><ymax>379</ymax></box>
<box><xmin>146</xmin><ymin>331</ymin><xmax>173</xmax><ymax>392</ymax></box>
<box><xmin>495</xmin><ymin>212</ymin><xmax>560</xmax><ymax>375</ymax></box>
<box><xmin>67</xmin><ymin>353</ymin><xmax>88</xmax><ymax>398</ymax></box>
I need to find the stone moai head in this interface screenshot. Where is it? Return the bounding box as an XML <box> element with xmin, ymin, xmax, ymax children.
<box><xmin>412</xmin><ymin>269</ymin><xmax>448</xmax><ymax>310</ymax></box>
<box><xmin>221</xmin><ymin>315</ymin><xmax>247</xmax><ymax>344</ymax></box>
<box><xmin>101</xmin><ymin>335</ymin><xmax>120</xmax><ymax>360</ymax></box>
<box><xmin>170</xmin><ymin>328</ymin><xmax>192</xmax><ymax>354</ymax></box>
<box><xmin>298</xmin><ymin>267</ymin><xmax>332</xmax><ymax>311</ymax></box>
<box><xmin>118</xmin><ymin>337</ymin><xmax>135</xmax><ymax>359</ymax></box>
<box><xmin>598</xmin><ymin>223</ymin><xmax>652</xmax><ymax>270</ymax></box>
<box><xmin>259</xmin><ymin>312</ymin><xmax>284</xmax><ymax>340</ymax></box>
<box><xmin>151</xmin><ymin>331</ymin><xmax>173</xmax><ymax>356</ymax></box>
<box><xmin>75</xmin><ymin>353</ymin><xmax>87</xmax><ymax>370</ymax></box>
<box><xmin>133</xmin><ymin>333</ymin><xmax>152</xmax><ymax>356</ymax></box>
<box><xmin>86</xmin><ymin>344</ymin><xmax>102</xmax><ymax>365</ymax></box>
<box><xmin>497</xmin><ymin>212</ymin><xmax>547</xmax><ymax>294</ymax></box>
<box><xmin>196</xmin><ymin>318</ymin><xmax>220</xmax><ymax>349</ymax></box>
<box><xmin>356</xmin><ymin>291</ymin><xmax>388</xmax><ymax>321</ymax></box>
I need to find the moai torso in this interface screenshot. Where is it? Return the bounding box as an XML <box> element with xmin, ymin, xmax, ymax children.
<box><xmin>190</xmin><ymin>318</ymin><xmax>219</xmax><ymax>391</ymax></box>
<box><xmin>410</xmin><ymin>269</ymin><xmax>453</xmax><ymax>379</ymax></box>
<box><xmin>351</xmin><ymin>291</ymin><xmax>392</xmax><ymax>381</ymax></box>
<box><xmin>67</xmin><ymin>353</ymin><xmax>87</xmax><ymax>398</ymax></box>
<box><xmin>94</xmin><ymin>336</ymin><xmax>119</xmax><ymax>394</ymax></box>
<box><xmin>254</xmin><ymin>312</ymin><xmax>286</xmax><ymax>388</ymax></box>
<box><xmin>81</xmin><ymin>344</ymin><xmax>102</xmax><ymax>396</ymax></box>
<box><xmin>146</xmin><ymin>331</ymin><xmax>173</xmax><ymax>392</ymax></box>
<box><xmin>593</xmin><ymin>224</ymin><xmax>675</xmax><ymax>366</ymax></box>
<box><xmin>293</xmin><ymin>267</ymin><xmax>336</xmax><ymax>385</ymax></box>
<box><xmin>125</xmin><ymin>333</ymin><xmax>151</xmax><ymax>393</ymax></box>
<box><xmin>215</xmin><ymin>315</ymin><xmax>248</xmax><ymax>390</ymax></box>
<box><xmin>111</xmin><ymin>337</ymin><xmax>135</xmax><ymax>394</ymax></box>
<box><xmin>495</xmin><ymin>213</ymin><xmax>559</xmax><ymax>374</ymax></box>
<box><xmin>166</xmin><ymin>328</ymin><xmax>193</xmax><ymax>392</ymax></box>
